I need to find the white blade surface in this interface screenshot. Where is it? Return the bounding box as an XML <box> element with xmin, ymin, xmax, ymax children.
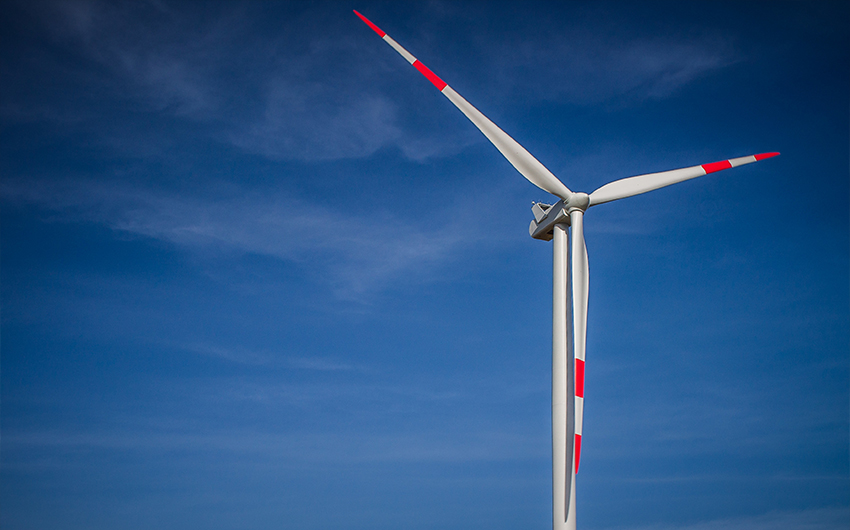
<box><xmin>588</xmin><ymin>152</ymin><xmax>779</xmax><ymax>206</ymax></box>
<box><xmin>354</xmin><ymin>10</ymin><xmax>573</xmax><ymax>200</ymax></box>
<box><xmin>569</xmin><ymin>210</ymin><xmax>588</xmax><ymax>474</ymax></box>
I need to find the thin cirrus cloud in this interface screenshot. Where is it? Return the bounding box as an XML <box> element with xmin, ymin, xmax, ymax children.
<box><xmin>0</xmin><ymin>177</ymin><xmax>475</xmax><ymax>297</ymax></box>
<box><xmin>4</xmin><ymin>420</ymin><xmax>545</xmax><ymax>464</ymax></box>
<box><xmin>226</xmin><ymin>77</ymin><xmax>404</xmax><ymax>162</ymax></box>
<box><xmin>494</xmin><ymin>35</ymin><xmax>736</xmax><ymax>105</ymax></box>
<box><xmin>11</xmin><ymin>0</ymin><xmax>433</xmax><ymax>161</ymax></box>
<box><xmin>32</xmin><ymin>0</ymin><xmax>220</xmax><ymax>116</ymax></box>
<box><xmin>424</xmin><ymin>1</ymin><xmax>738</xmax><ymax>108</ymax></box>
<box><xmin>9</xmin><ymin>1</ymin><xmax>737</xmax><ymax>164</ymax></box>
<box><xmin>184</xmin><ymin>343</ymin><xmax>358</xmax><ymax>371</ymax></box>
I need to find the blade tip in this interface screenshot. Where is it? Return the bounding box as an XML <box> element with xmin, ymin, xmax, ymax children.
<box><xmin>755</xmin><ymin>152</ymin><xmax>780</xmax><ymax>161</ymax></box>
<box><xmin>353</xmin><ymin>9</ymin><xmax>386</xmax><ymax>37</ymax></box>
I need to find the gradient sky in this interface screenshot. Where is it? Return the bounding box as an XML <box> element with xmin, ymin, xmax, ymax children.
<box><xmin>2</xmin><ymin>1</ymin><xmax>848</xmax><ymax>529</ymax></box>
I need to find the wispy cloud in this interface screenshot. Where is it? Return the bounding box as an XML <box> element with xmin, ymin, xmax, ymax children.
<box><xmin>5</xmin><ymin>1</ymin><xmax>738</xmax><ymax>164</ymax></box>
<box><xmin>5</xmin><ymin>1</ymin><xmax>473</xmax><ymax>162</ymax></box>
<box><xmin>228</xmin><ymin>78</ymin><xmax>403</xmax><ymax>161</ymax></box>
<box><xmin>287</xmin><ymin>356</ymin><xmax>356</xmax><ymax>371</ymax></box>
<box><xmin>184</xmin><ymin>343</ymin><xmax>358</xmax><ymax>371</ymax></box>
<box><xmin>503</xmin><ymin>35</ymin><xmax>736</xmax><ymax>105</ymax></box>
<box><xmin>182</xmin><ymin>343</ymin><xmax>276</xmax><ymax>366</ymax></box>
<box><xmin>37</xmin><ymin>0</ymin><xmax>221</xmax><ymax>116</ymax></box>
<box><xmin>4</xmin><ymin>424</ymin><xmax>544</xmax><ymax>464</ymax></box>
<box><xmin>0</xmin><ymin>177</ymin><xmax>478</xmax><ymax>297</ymax></box>
<box><xmin>3</xmin><ymin>372</ymin><xmax>546</xmax><ymax>464</ymax></box>
<box><xmin>442</xmin><ymin>2</ymin><xmax>739</xmax><ymax>107</ymax></box>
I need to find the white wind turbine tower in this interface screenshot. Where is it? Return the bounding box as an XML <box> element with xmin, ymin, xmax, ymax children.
<box><xmin>355</xmin><ymin>10</ymin><xmax>778</xmax><ymax>530</ymax></box>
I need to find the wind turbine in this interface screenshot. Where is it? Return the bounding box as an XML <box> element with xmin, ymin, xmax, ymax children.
<box><xmin>354</xmin><ymin>10</ymin><xmax>778</xmax><ymax>530</ymax></box>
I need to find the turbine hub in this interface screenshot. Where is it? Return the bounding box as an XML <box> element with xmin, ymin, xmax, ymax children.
<box><xmin>565</xmin><ymin>192</ymin><xmax>590</xmax><ymax>213</ymax></box>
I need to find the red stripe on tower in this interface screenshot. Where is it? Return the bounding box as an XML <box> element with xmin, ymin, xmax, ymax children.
<box><xmin>575</xmin><ymin>434</ymin><xmax>582</xmax><ymax>473</ymax></box>
<box><xmin>755</xmin><ymin>152</ymin><xmax>780</xmax><ymax>161</ymax></box>
<box><xmin>701</xmin><ymin>159</ymin><xmax>733</xmax><ymax>174</ymax></box>
<box><xmin>413</xmin><ymin>60</ymin><xmax>448</xmax><ymax>90</ymax></box>
<box><xmin>353</xmin><ymin>10</ymin><xmax>386</xmax><ymax>37</ymax></box>
<box><xmin>575</xmin><ymin>359</ymin><xmax>585</xmax><ymax>398</ymax></box>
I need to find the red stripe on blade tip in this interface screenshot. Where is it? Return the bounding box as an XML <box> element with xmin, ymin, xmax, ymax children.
<box><xmin>575</xmin><ymin>359</ymin><xmax>585</xmax><ymax>398</ymax></box>
<box><xmin>701</xmin><ymin>160</ymin><xmax>733</xmax><ymax>174</ymax></box>
<box><xmin>413</xmin><ymin>60</ymin><xmax>447</xmax><ymax>90</ymax></box>
<box><xmin>575</xmin><ymin>434</ymin><xmax>582</xmax><ymax>474</ymax></box>
<box><xmin>754</xmin><ymin>152</ymin><xmax>780</xmax><ymax>161</ymax></box>
<box><xmin>353</xmin><ymin>10</ymin><xmax>386</xmax><ymax>37</ymax></box>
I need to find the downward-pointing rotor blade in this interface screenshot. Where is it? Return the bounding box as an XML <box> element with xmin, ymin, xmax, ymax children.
<box><xmin>569</xmin><ymin>210</ymin><xmax>588</xmax><ymax>474</ymax></box>
<box><xmin>588</xmin><ymin>152</ymin><xmax>779</xmax><ymax>207</ymax></box>
<box><xmin>354</xmin><ymin>10</ymin><xmax>573</xmax><ymax>200</ymax></box>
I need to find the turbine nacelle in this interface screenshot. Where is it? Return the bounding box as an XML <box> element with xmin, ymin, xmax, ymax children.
<box><xmin>530</xmin><ymin>200</ymin><xmax>567</xmax><ymax>241</ymax></box>
<box><xmin>529</xmin><ymin>192</ymin><xmax>590</xmax><ymax>240</ymax></box>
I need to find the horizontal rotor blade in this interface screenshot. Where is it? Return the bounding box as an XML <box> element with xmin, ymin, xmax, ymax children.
<box><xmin>354</xmin><ymin>10</ymin><xmax>573</xmax><ymax>200</ymax></box>
<box><xmin>569</xmin><ymin>210</ymin><xmax>588</xmax><ymax>474</ymax></box>
<box><xmin>588</xmin><ymin>152</ymin><xmax>780</xmax><ymax>207</ymax></box>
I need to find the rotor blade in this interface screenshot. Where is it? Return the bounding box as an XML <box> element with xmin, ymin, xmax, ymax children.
<box><xmin>588</xmin><ymin>152</ymin><xmax>779</xmax><ymax>207</ymax></box>
<box><xmin>569</xmin><ymin>210</ymin><xmax>588</xmax><ymax>474</ymax></box>
<box><xmin>354</xmin><ymin>10</ymin><xmax>573</xmax><ymax>200</ymax></box>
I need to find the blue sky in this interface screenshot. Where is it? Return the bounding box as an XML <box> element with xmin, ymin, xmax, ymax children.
<box><xmin>1</xmin><ymin>1</ymin><xmax>847</xmax><ymax>529</ymax></box>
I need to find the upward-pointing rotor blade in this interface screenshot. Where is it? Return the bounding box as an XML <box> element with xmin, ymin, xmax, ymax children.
<box><xmin>569</xmin><ymin>210</ymin><xmax>588</xmax><ymax>474</ymax></box>
<box><xmin>588</xmin><ymin>152</ymin><xmax>779</xmax><ymax>207</ymax></box>
<box><xmin>354</xmin><ymin>10</ymin><xmax>573</xmax><ymax>200</ymax></box>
